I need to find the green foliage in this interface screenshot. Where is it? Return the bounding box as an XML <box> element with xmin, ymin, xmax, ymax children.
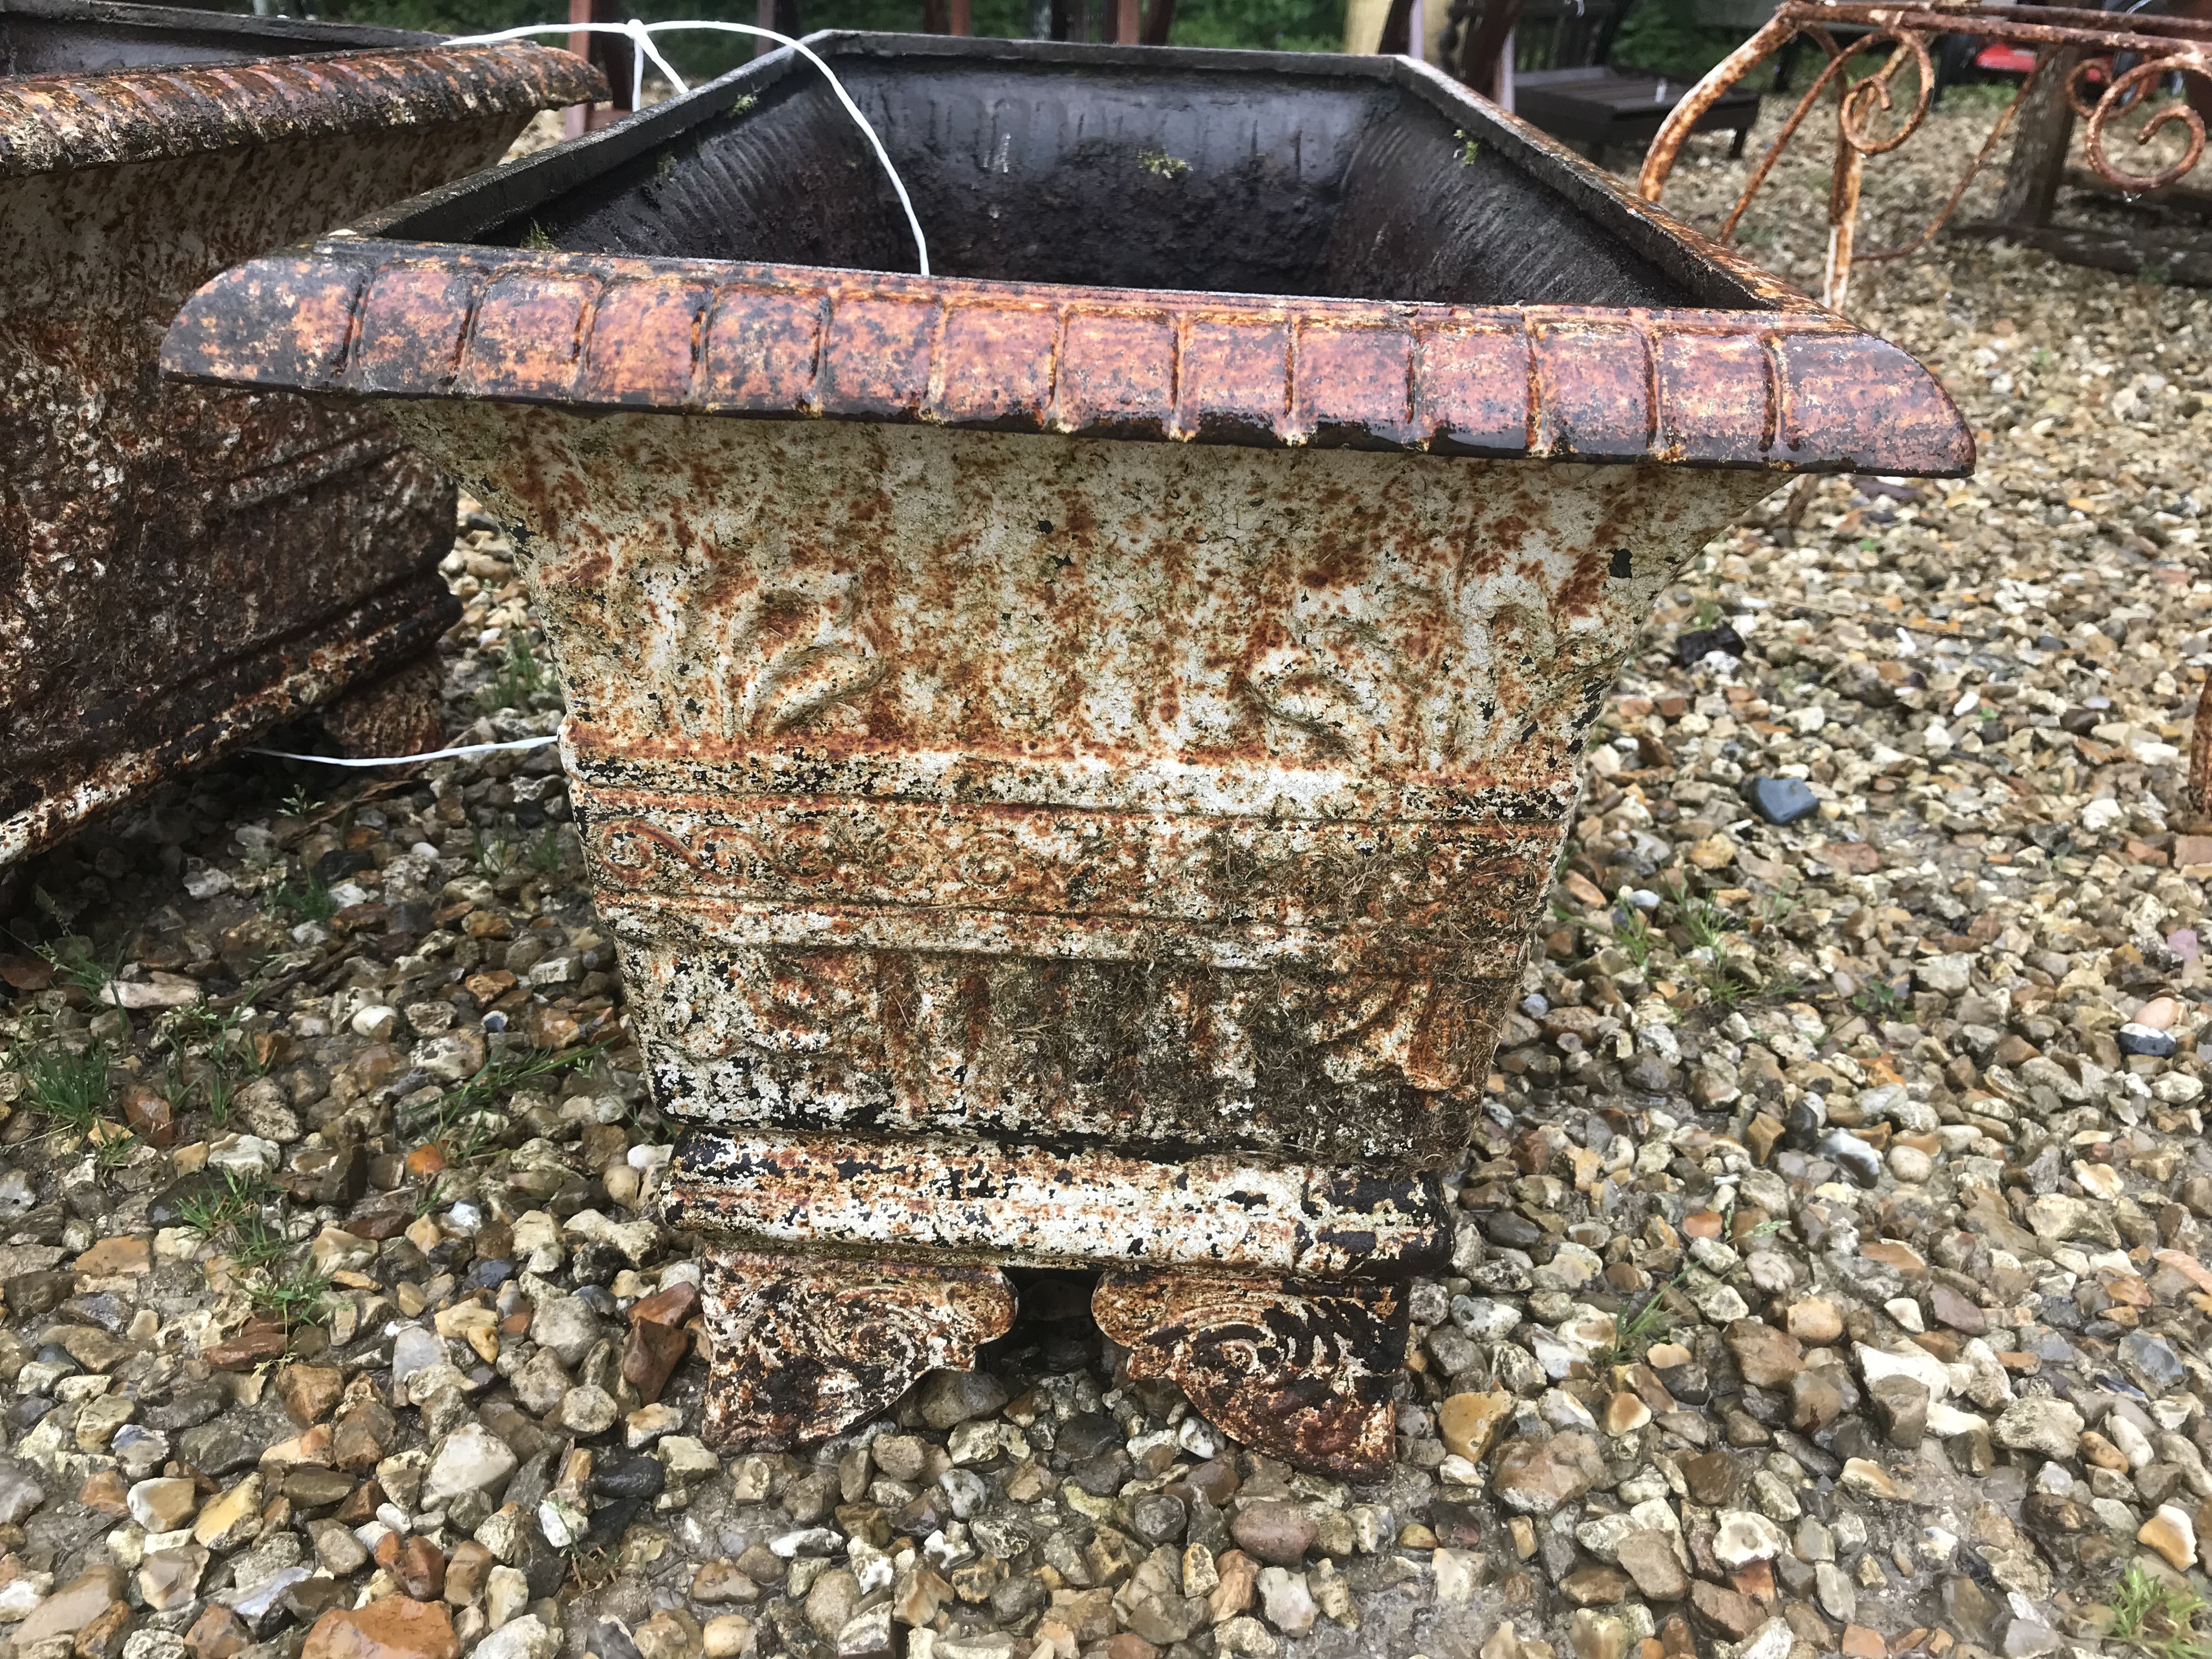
<box><xmin>404</xmin><ymin>1041</ymin><xmax>610</xmax><ymax>1164</ymax></box>
<box><xmin>1607</xmin><ymin>0</ymin><xmax>1740</xmax><ymax>78</ymax></box>
<box><xmin>228</xmin><ymin>1213</ymin><xmax>293</xmax><ymax>1274</ymax></box>
<box><xmin>1600</xmin><ymin>1271</ymin><xmax>1681</xmax><ymax>1364</ymax></box>
<box><xmin>246</xmin><ymin>1265</ymin><xmax>336</xmax><ymax>1328</ymax></box>
<box><xmin>1614</xmin><ymin>904</ymin><xmax>1656</xmax><ymax>972</ymax></box>
<box><xmin>528</xmin><ymin>826</ymin><xmax>570</xmax><ymax>878</ymax></box>
<box><xmin>1850</xmin><ymin>977</ymin><xmax>1906</xmax><ymax>1017</ymax></box>
<box><xmin>175</xmin><ymin>1168</ymin><xmax>269</xmax><ymax>1241</ymax></box>
<box><xmin>473</xmin><ymin>830</ymin><xmax>517</xmax><ymax>880</ymax></box>
<box><xmin>1453</xmin><ymin>129</ymin><xmax>1481</xmax><ymax>165</ymax></box>
<box><xmin>316</xmin><ymin>0</ymin><xmax>1347</xmax><ymax>84</ymax></box>
<box><xmin>36</xmin><ymin>938</ymin><xmax>121</xmax><ymax>1001</ymax></box>
<box><xmin>2113</xmin><ymin>1564</ymin><xmax>2212</xmax><ymax>1659</ymax></box>
<box><xmin>1139</xmin><ymin>149</ymin><xmax>1190</xmax><ymax>179</ymax></box>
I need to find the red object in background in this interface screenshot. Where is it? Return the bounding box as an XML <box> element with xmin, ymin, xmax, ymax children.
<box><xmin>1973</xmin><ymin>41</ymin><xmax>2038</xmax><ymax>74</ymax></box>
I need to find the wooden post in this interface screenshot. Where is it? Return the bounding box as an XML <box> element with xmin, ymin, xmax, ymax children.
<box><xmin>1139</xmin><ymin>0</ymin><xmax>1176</xmax><ymax>45</ymax></box>
<box><xmin>1111</xmin><ymin>0</ymin><xmax>1141</xmax><ymax>42</ymax></box>
<box><xmin>1993</xmin><ymin>47</ymin><xmax>2078</xmax><ymax>227</ymax></box>
<box><xmin>565</xmin><ymin>0</ymin><xmax>633</xmax><ymax>137</ymax></box>
<box><xmin>1457</xmin><ymin>0</ymin><xmax>1525</xmax><ymax>99</ymax></box>
<box><xmin>1378</xmin><ymin>0</ymin><xmax>1416</xmax><ymax>55</ymax></box>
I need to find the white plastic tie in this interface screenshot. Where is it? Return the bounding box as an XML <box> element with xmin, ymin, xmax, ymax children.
<box><xmin>449</xmin><ymin>19</ymin><xmax>930</xmax><ymax>275</ymax></box>
<box><xmin>247</xmin><ymin>735</ymin><xmax>559</xmax><ymax>768</ymax></box>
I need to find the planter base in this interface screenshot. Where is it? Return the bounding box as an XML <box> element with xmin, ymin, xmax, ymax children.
<box><xmin>664</xmin><ymin>1127</ymin><xmax>1448</xmax><ymax>1279</ymax></box>
<box><xmin>1094</xmin><ymin>1269</ymin><xmax>1406</xmax><ymax>1480</ymax></box>
<box><xmin>696</xmin><ymin>1245</ymin><xmax>1407</xmax><ymax>1480</ymax></box>
<box><xmin>698</xmin><ymin>1248</ymin><xmax>1018</xmax><ymax>1451</ymax></box>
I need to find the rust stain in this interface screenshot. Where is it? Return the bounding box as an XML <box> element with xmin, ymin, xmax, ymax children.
<box><xmin>167</xmin><ymin>244</ymin><xmax>1974</xmax><ymax>476</ymax></box>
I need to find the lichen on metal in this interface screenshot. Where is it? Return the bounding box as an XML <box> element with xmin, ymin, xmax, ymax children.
<box><xmin>161</xmin><ymin>32</ymin><xmax>1971</xmax><ymax>1470</ymax></box>
<box><xmin>0</xmin><ymin>8</ymin><xmax>604</xmax><ymax>865</ymax></box>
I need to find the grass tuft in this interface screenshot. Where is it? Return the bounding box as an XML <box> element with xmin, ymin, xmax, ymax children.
<box><xmin>246</xmin><ymin>1265</ymin><xmax>335</xmax><ymax>1328</ymax></box>
<box><xmin>22</xmin><ymin>1042</ymin><xmax>110</xmax><ymax>1136</ymax></box>
<box><xmin>477</xmin><ymin>634</ymin><xmax>550</xmax><ymax>714</ymax></box>
<box><xmin>269</xmin><ymin>874</ymin><xmax>336</xmax><ymax>925</ymax></box>
<box><xmin>2113</xmin><ymin>1562</ymin><xmax>2212</xmax><ymax>1659</ymax></box>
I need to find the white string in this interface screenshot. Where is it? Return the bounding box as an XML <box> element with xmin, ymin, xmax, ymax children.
<box><xmin>248</xmin><ymin>736</ymin><xmax>559</xmax><ymax>768</ymax></box>
<box><xmin>449</xmin><ymin>19</ymin><xmax>930</xmax><ymax>276</ymax></box>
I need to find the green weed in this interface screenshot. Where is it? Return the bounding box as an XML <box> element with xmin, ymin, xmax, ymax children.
<box><xmin>2113</xmin><ymin>1562</ymin><xmax>2212</xmax><ymax>1659</ymax></box>
<box><xmin>1851</xmin><ymin>978</ymin><xmax>1907</xmax><ymax>1017</ymax></box>
<box><xmin>1664</xmin><ymin>880</ymin><xmax>1732</xmax><ymax>953</ymax></box>
<box><xmin>269</xmin><ymin>874</ymin><xmax>336</xmax><ymax>926</ymax></box>
<box><xmin>521</xmin><ymin>222</ymin><xmax>556</xmax><ymax>252</ymax></box>
<box><xmin>1139</xmin><ymin>149</ymin><xmax>1190</xmax><ymax>179</ymax></box>
<box><xmin>174</xmin><ymin>1168</ymin><xmax>267</xmax><ymax>1240</ymax></box>
<box><xmin>246</xmin><ymin>1265</ymin><xmax>335</xmax><ymax>1329</ymax></box>
<box><xmin>1615</xmin><ymin>905</ymin><xmax>1657</xmax><ymax>973</ymax></box>
<box><xmin>1599</xmin><ymin>1265</ymin><xmax>1686</xmax><ymax>1367</ymax></box>
<box><xmin>477</xmin><ymin>633</ymin><xmax>551</xmax><ymax>714</ymax></box>
<box><xmin>227</xmin><ymin>1212</ymin><xmax>291</xmax><ymax>1275</ymax></box>
<box><xmin>528</xmin><ymin>826</ymin><xmax>568</xmax><ymax>878</ymax></box>
<box><xmin>405</xmin><ymin>1041</ymin><xmax>608</xmax><ymax>1165</ymax></box>
<box><xmin>36</xmin><ymin>938</ymin><xmax>122</xmax><ymax>1001</ymax></box>
<box><xmin>281</xmin><ymin>786</ymin><xmax>324</xmax><ymax>819</ymax></box>
<box><xmin>472</xmin><ymin>831</ymin><xmax>517</xmax><ymax>881</ymax></box>
<box><xmin>1453</xmin><ymin>128</ymin><xmax>1481</xmax><ymax>165</ymax></box>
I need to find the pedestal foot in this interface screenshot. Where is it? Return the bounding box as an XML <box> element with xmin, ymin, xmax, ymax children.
<box><xmin>1092</xmin><ymin>1269</ymin><xmax>1406</xmax><ymax>1481</ymax></box>
<box><xmin>697</xmin><ymin>1248</ymin><xmax>1016</xmax><ymax>1451</ymax></box>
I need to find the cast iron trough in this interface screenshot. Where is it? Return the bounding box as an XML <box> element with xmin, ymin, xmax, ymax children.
<box><xmin>163</xmin><ymin>32</ymin><xmax>1970</xmax><ymax>1476</ymax></box>
<box><xmin>0</xmin><ymin>0</ymin><xmax>602</xmax><ymax>865</ymax></box>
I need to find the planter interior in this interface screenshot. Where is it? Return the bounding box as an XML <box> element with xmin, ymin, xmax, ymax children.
<box><xmin>161</xmin><ymin>34</ymin><xmax>1972</xmax><ymax>1474</ymax></box>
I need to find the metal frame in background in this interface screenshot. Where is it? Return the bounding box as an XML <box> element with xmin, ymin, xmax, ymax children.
<box><xmin>1638</xmin><ymin>0</ymin><xmax>2212</xmax><ymax>313</ymax></box>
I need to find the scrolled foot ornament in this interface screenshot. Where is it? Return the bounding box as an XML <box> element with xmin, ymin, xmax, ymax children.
<box><xmin>1093</xmin><ymin>1269</ymin><xmax>1407</xmax><ymax>1481</ymax></box>
<box><xmin>697</xmin><ymin>1248</ymin><xmax>1015</xmax><ymax>1451</ymax></box>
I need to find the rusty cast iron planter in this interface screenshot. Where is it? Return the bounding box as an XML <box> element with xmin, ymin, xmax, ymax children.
<box><xmin>164</xmin><ymin>33</ymin><xmax>1970</xmax><ymax>1476</ymax></box>
<box><xmin>0</xmin><ymin>0</ymin><xmax>602</xmax><ymax>865</ymax></box>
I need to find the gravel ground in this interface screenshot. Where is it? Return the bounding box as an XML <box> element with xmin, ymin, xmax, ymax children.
<box><xmin>4</xmin><ymin>94</ymin><xmax>2212</xmax><ymax>1659</ymax></box>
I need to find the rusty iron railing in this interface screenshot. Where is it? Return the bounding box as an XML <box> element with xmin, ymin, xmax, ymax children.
<box><xmin>0</xmin><ymin>5</ymin><xmax>603</xmax><ymax>867</ymax></box>
<box><xmin>1639</xmin><ymin>1</ymin><xmax>2212</xmax><ymax>312</ymax></box>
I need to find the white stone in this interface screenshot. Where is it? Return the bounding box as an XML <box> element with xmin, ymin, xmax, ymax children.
<box><xmin>421</xmin><ymin>1423</ymin><xmax>518</xmax><ymax>1510</ymax></box>
<box><xmin>1256</xmin><ymin>1567</ymin><xmax>1316</xmax><ymax>1637</ymax></box>
<box><xmin>1713</xmin><ymin>1510</ymin><xmax>1788</xmax><ymax>1567</ymax></box>
<box><xmin>475</xmin><ymin>1615</ymin><xmax>557</xmax><ymax>1659</ymax></box>
<box><xmin>1857</xmin><ymin>1342</ymin><xmax>1952</xmax><ymax>1400</ymax></box>
<box><xmin>484</xmin><ymin>1566</ymin><xmax>531</xmax><ymax>1629</ymax></box>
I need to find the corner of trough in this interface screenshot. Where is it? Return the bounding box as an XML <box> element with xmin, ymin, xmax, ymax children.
<box><xmin>161</xmin><ymin>252</ymin><xmax>354</xmax><ymax>392</ymax></box>
<box><xmin>1776</xmin><ymin>325</ymin><xmax>1976</xmax><ymax>481</ymax></box>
